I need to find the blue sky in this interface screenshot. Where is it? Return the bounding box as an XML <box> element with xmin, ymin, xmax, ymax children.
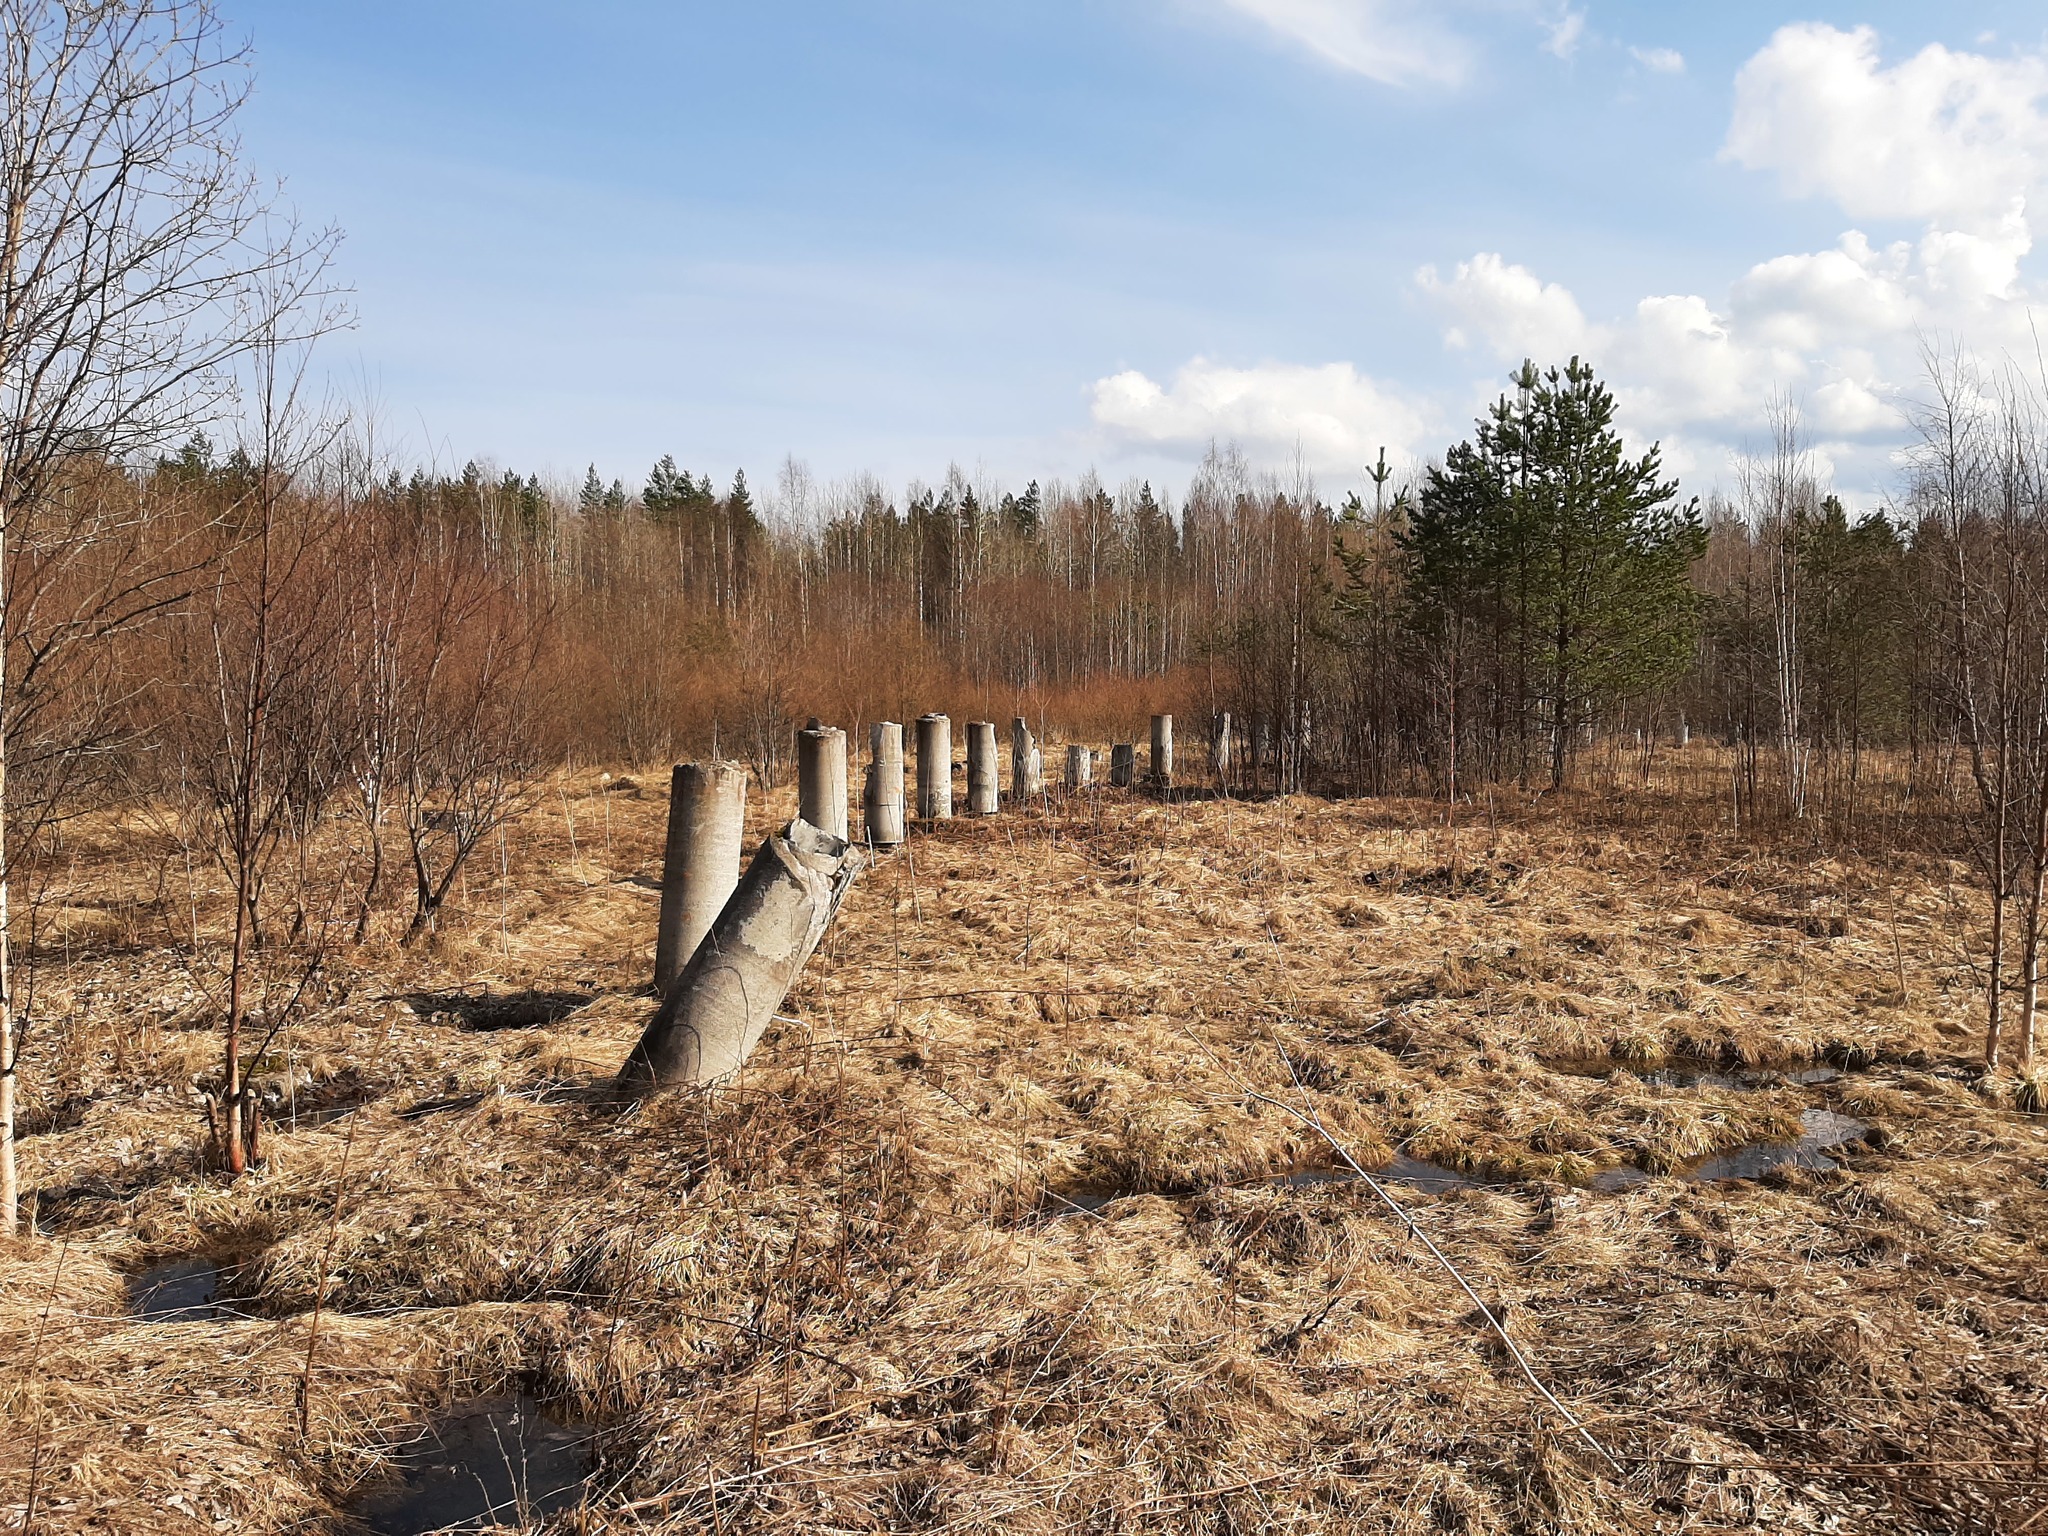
<box><xmin>231</xmin><ymin>1</ymin><xmax>2048</xmax><ymax>510</ymax></box>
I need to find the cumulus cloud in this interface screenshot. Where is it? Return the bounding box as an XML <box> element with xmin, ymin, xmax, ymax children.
<box><xmin>1210</xmin><ymin>0</ymin><xmax>1469</xmax><ymax>88</ymax></box>
<box><xmin>1415</xmin><ymin>253</ymin><xmax>1591</xmax><ymax>363</ymax></box>
<box><xmin>1724</xmin><ymin>23</ymin><xmax>2048</xmax><ymax>228</ymax></box>
<box><xmin>1090</xmin><ymin>357</ymin><xmax>1431</xmax><ymax>472</ymax></box>
<box><xmin>1629</xmin><ymin>46</ymin><xmax>1684</xmax><ymax>75</ymax></box>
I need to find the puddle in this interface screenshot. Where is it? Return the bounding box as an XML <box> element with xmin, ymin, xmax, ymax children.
<box><xmin>1046</xmin><ymin>1153</ymin><xmax>1480</xmax><ymax>1216</ymax></box>
<box><xmin>1549</xmin><ymin>1056</ymin><xmax>1841</xmax><ymax>1090</ymax></box>
<box><xmin>1682</xmin><ymin>1109</ymin><xmax>1871</xmax><ymax>1182</ymax></box>
<box><xmin>404</xmin><ymin>990</ymin><xmax>595</xmax><ymax>1032</ymax></box>
<box><xmin>128</xmin><ymin>1258</ymin><xmax>234</xmax><ymax>1322</ymax></box>
<box><xmin>1282</xmin><ymin>1154</ymin><xmax>1477</xmax><ymax>1194</ymax></box>
<box><xmin>1590</xmin><ymin>1110</ymin><xmax>1874</xmax><ymax>1190</ymax></box>
<box><xmin>351</xmin><ymin>1393</ymin><xmax>597</xmax><ymax>1535</ymax></box>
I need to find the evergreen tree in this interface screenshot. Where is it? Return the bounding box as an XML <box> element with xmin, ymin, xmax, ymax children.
<box><xmin>579</xmin><ymin>465</ymin><xmax>605</xmax><ymax>512</ymax></box>
<box><xmin>1406</xmin><ymin>358</ymin><xmax>1704</xmax><ymax>785</ymax></box>
<box><xmin>644</xmin><ymin>454</ymin><xmax>686</xmax><ymax>518</ymax></box>
<box><xmin>1003</xmin><ymin>480</ymin><xmax>1043</xmax><ymax>539</ymax></box>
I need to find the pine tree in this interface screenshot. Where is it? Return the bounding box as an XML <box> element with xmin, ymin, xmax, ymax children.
<box><xmin>1003</xmin><ymin>480</ymin><xmax>1042</xmax><ymax>539</ymax></box>
<box><xmin>645</xmin><ymin>454</ymin><xmax>685</xmax><ymax>518</ymax></box>
<box><xmin>579</xmin><ymin>465</ymin><xmax>605</xmax><ymax>512</ymax></box>
<box><xmin>1407</xmin><ymin>358</ymin><xmax>1704</xmax><ymax>785</ymax></box>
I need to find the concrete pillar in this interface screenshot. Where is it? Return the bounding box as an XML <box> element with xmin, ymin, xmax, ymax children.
<box><xmin>966</xmin><ymin>721</ymin><xmax>1000</xmax><ymax>815</ymax></box>
<box><xmin>623</xmin><ymin>818</ymin><xmax>861</xmax><ymax>1089</ymax></box>
<box><xmin>1150</xmin><ymin>713</ymin><xmax>1174</xmax><ymax>789</ymax></box>
<box><xmin>1109</xmin><ymin>743</ymin><xmax>1136</xmax><ymax>788</ymax></box>
<box><xmin>796</xmin><ymin>724</ymin><xmax>848</xmax><ymax>841</ymax></box>
<box><xmin>1679</xmin><ymin>721</ymin><xmax>1691</xmax><ymax>748</ymax></box>
<box><xmin>1011</xmin><ymin>717</ymin><xmax>1043</xmax><ymax>800</ymax></box>
<box><xmin>916</xmin><ymin>713</ymin><xmax>952</xmax><ymax>820</ymax></box>
<box><xmin>1065</xmin><ymin>744</ymin><xmax>1091</xmax><ymax>790</ymax></box>
<box><xmin>1213</xmin><ymin>711</ymin><xmax>1233</xmax><ymax>781</ymax></box>
<box><xmin>863</xmin><ymin>721</ymin><xmax>905</xmax><ymax>848</ymax></box>
<box><xmin>653</xmin><ymin>761</ymin><xmax>748</xmax><ymax>996</ymax></box>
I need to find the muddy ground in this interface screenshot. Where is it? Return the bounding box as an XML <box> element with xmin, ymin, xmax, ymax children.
<box><xmin>3</xmin><ymin>764</ymin><xmax>2046</xmax><ymax>1533</ymax></box>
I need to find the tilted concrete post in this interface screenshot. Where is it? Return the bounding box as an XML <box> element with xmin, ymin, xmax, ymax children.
<box><xmin>863</xmin><ymin>721</ymin><xmax>906</xmax><ymax>847</ymax></box>
<box><xmin>623</xmin><ymin>819</ymin><xmax>862</xmax><ymax>1089</ymax></box>
<box><xmin>796</xmin><ymin>724</ymin><xmax>849</xmax><ymax>841</ymax></box>
<box><xmin>966</xmin><ymin>721</ymin><xmax>1000</xmax><ymax>815</ymax></box>
<box><xmin>1109</xmin><ymin>743</ymin><xmax>1136</xmax><ymax>788</ymax></box>
<box><xmin>1150</xmin><ymin>714</ymin><xmax>1174</xmax><ymax>790</ymax></box>
<box><xmin>1213</xmin><ymin>711</ymin><xmax>1233</xmax><ymax>783</ymax></box>
<box><xmin>653</xmin><ymin>761</ymin><xmax>748</xmax><ymax>996</ymax></box>
<box><xmin>1066</xmin><ymin>744</ymin><xmax>1091</xmax><ymax>789</ymax></box>
<box><xmin>916</xmin><ymin>713</ymin><xmax>953</xmax><ymax>820</ymax></box>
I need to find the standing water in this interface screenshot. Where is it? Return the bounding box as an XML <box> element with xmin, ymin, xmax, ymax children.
<box><xmin>351</xmin><ymin>1393</ymin><xmax>597</xmax><ymax>1535</ymax></box>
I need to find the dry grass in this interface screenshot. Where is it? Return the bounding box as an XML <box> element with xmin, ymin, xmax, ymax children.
<box><xmin>4</xmin><ymin>755</ymin><xmax>2046</xmax><ymax>1533</ymax></box>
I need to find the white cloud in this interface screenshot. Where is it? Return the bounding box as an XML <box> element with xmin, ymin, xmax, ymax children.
<box><xmin>1414</xmin><ymin>252</ymin><xmax>1592</xmax><ymax>363</ymax></box>
<box><xmin>1090</xmin><ymin>357</ymin><xmax>1431</xmax><ymax>472</ymax></box>
<box><xmin>1629</xmin><ymin>46</ymin><xmax>1684</xmax><ymax>75</ymax></box>
<box><xmin>1210</xmin><ymin>0</ymin><xmax>1468</xmax><ymax>88</ymax></box>
<box><xmin>1544</xmin><ymin>8</ymin><xmax>1586</xmax><ymax>63</ymax></box>
<box><xmin>1724</xmin><ymin>23</ymin><xmax>2048</xmax><ymax>228</ymax></box>
<box><xmin>1411</xmin><ymin>216</ymin><xmax>2040</xmax><ymax>498</ymax></box>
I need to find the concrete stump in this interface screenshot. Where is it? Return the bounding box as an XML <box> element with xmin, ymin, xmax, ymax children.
<box><xmin>1066</xmin><ymin>744</ymin><xmax>1092</xmax><ymax>789</ymax></box>
<box><xmin>863</xmin><ymin>721</ymin><xmax>905</xmax><ymax>847</ymax></box>
<box><xmin>623</xmin><ymin>818</ymin><xmax>861</xmax><ymax>1089</ymax></box>
<box><xmin>797</xmin><ymin>724</ymin><xmax>849</xmax><ymax>841</ymax></box>
<box><xmin>917</xmin><ymin>713</ymin><xmax>953</xmax><ymax>820</ymax></box>
<box><xmin>1011</xmin><ymin>718</ymin><xmax>1044</xmax><ymax>800</ymax></box>
<box><xmin>1150</xmin><ymin>714</ymin><xmax>1174</xmax><ymax>789</ymax></box>
<box><xmin>654</xmin><ymin>761</ymin><xmax>748</xmax><ymax>996</ymax></box>
<box><xmin>1110</xmin><ymin>743</ymin><xmax>1136</xmax><ymax>788</ymax></box>
<box><xmin>966</xmin><ymin>721</ymin><xmax>1000</xmax><ymax>815</ymax></box>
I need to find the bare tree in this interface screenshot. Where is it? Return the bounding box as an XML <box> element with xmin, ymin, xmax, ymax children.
<box><xmin>1910</xmin><ymin>346</ymin><xmax>2048</xmax><ymax>1071</ymax></box>
<box><xmin>0</xmin><ymin>0</ymin><xmax>342</xmax><ymax>1233</ymax></box>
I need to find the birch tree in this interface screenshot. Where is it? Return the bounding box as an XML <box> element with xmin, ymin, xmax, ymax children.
<box><xmin>0</xmin><ymin>0</ymin><xmax>339</xmax><ymax>1234</ymax></box>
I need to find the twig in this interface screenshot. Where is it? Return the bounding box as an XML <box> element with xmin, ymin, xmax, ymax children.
<box><xmin>19</xmin><ymin>1240</ymin><xmax>71</xmax><ymax>1536</ymax></box>
<box><xmin>1185</xmin><ymin>1023</ymin><xmax>1625</xmax><ymax>1477</ymax></box>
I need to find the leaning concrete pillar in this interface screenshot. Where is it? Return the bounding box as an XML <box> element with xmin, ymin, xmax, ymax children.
<box><xmin>653</xmin><ymin>761</ymin><xmax>748</xmax><ymax>996</ymax></box>
<box><xmin>1150</xmin><ymin>714</ymin><xmax>1174</xmax><ymax>790</ymax></box>
<box><xmin>797</xmin><ymin>724</ymin><xmax>849</xmax><ymax>841</ymax></box>
<box><xmin>966</xmin><ymin>721</ymin><xmax>1000</xmax><ymax>815</ymax></box>
<box><xmin>863</xmin><ymin>721</ymin><xmax>906</xmax><ymax>847</ymax></box>
<box><xmin>1213</xmin><ymin>712</ymin><xmax>1233</xmax><ymax>782</ymax></box>
<box><xmin>1109</xmin><ymin>743</ymin><xmax>1136</xmax><ymax>788</ymax></box>
<box><xmin>916</xmin><ymin>713</ymin><xmax>953</xmax><ymax>820</ymax></box>
<box><xmin>1065</xmin><ymin>744</ymin><xmax>1092</xmax><ymax>789</ymax></box>
<box><xmin>623</xmin><ymin>819</ymin><xmax>861</xmax><ymax>1088</ymax></box>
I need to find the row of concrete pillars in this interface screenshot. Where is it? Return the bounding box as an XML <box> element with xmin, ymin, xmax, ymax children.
<box><xmin>628</xmin><ymin>712</ymin><xmax>1181</xmax><ymax>1090</ymax></box>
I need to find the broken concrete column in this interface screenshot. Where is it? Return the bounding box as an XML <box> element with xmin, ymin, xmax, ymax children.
<box><xmin>1065</xmin><ymin>744</ymin><xmax>1091</xmax><ymax>790</ymax></box>
<box><xmin>1213</xmin><ymin>711</ymin><xmax>1233</xmax><ymax>782</ymax></box>
<box><xmin>1110</xmin><ymin>743</ymin><xmax>1136</xmax><ymax>788</ymax></box>
<box><xmin>1150</xmin><ymin>714</ymin><xmax>1174</xmax><ymax>790</ymax></box>
<box><xmin>966</xmin><ymin>721</ymin><xmax>1000</xmax><ymax>815</ymax></box>
<box><xmin>623</xmin><ymin>819</ymin><xmax>861</xmax><ymax>1089</ymax></box>
<box><xmin>653</xmin><ymin>761</ymin><xmax>748</xmax><ymax>996</ymax></box>
<box><xmin>862</xmin><ymin>721</ymin><xmax>906</xmax><ymax>847</ymax></box>
<box><xmin>1011</xmin><ymin>717</ymin><xmax>1044</xmax><ymax>800</ymax></box>
<box><xmin>796</xmin><ymin>724</ymin><xmax>849</xmax><ymax>841</ymax></box>
<box><xmin>916</xmin><ymin>713</ymin><xmax>953</xmax><ymax>820</ymax></box>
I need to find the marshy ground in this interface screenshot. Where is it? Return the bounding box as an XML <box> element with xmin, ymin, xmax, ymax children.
<box><xmin>4</xmin><ymin>761</ymin><xmax>2046</xmax><ymax>1533</ymax></box>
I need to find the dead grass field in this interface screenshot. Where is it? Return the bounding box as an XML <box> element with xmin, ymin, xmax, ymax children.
<box><xmin>3</xmin><ymin>755</ymin><xmax>2046</xmax><ymax>1534</ymax></box>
